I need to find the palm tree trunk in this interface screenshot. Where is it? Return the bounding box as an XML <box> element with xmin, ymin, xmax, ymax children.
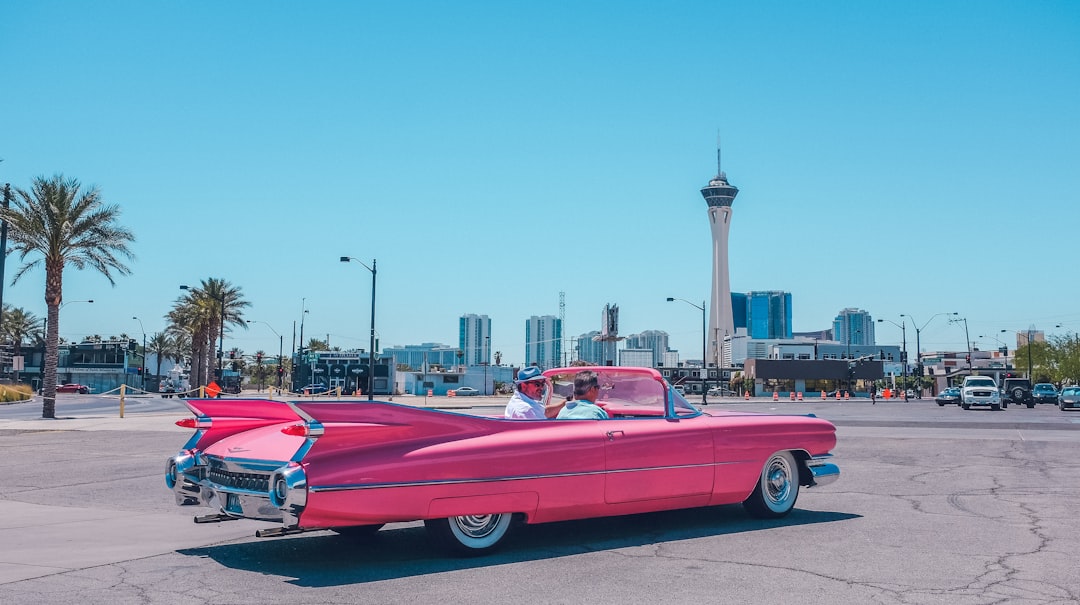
<box><xmin>42</xmin><ymin>290</ymin><xmax>61</xmax><ymax>418</ymax></box>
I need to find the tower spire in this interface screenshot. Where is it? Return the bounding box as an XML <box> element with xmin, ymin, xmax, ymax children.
<box><xmin>716</xmin><ymin>131</ymin><xmax>722</xmax><ymax>176</ymax></box>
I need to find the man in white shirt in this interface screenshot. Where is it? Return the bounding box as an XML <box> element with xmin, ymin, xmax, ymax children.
<box><xmin>504</xmin><ymin>366</ymin><xmax>556</xmax><ymax>419</ymax></box>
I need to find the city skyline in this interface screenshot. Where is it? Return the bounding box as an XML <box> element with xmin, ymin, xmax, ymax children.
<box><xmin>2</xmin><ymin>3</ymin><xmax>1077</xmax><ymax>365</ymax></box>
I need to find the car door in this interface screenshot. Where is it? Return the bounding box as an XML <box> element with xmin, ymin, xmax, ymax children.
<box><xmin>603</xmin><ymin>416</ymin><xmax>714</xmax><ymax>504</ymax></box>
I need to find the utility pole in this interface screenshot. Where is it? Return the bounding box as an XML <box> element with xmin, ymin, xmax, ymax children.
<box><xmin>0</xmin><ymin>184</ymin><xmax>10</xmax><ymax>378</ymax></box>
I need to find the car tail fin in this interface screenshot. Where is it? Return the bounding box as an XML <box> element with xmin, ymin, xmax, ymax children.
<box><xmin>179</xmin><ymin>398</ymin><xmax>307</xmax><ymax>451</ymax></box>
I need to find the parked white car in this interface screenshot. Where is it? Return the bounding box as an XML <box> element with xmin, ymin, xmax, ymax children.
<box><xmin>960</xmin><ymin>376</ymin><xmax>1002</xmax><ymax>411</ymax></box>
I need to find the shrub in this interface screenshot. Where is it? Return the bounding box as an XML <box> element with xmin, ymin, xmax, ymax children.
<box><xmin>0</xmin><ymin>384</ymin><xmax>34</xmax><ymax>402</ymax></box>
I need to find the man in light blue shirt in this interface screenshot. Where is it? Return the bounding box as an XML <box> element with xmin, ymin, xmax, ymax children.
<box><xmin>557</xmin><ymin>370</ymin><xmax>609</xmax><ymax>420</ymax></box>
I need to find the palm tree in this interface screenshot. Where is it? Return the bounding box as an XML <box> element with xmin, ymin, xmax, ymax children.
<box><xmin>1</xmin><ymin>305</ymin><xmax>42</xmax><ymax>381</ymax></box>
<box><xmin>166</xmin><ymin>278</ymin><xmax>248</xmax><ymax>388</ymax></box>
<box><xmin>1</xmin><ymin>175</ymin><xmax>134</xmax><ymax>418</ymax></box>
<box><xmin>147</xmin><ymin>331</ymin><xmax>181</xmax><ymax>384</ymax></box>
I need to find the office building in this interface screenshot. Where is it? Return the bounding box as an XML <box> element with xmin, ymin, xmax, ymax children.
<box><xmin>576</xmin><ymin>331</ymin><xmax>604</xmax><ymax>365</ymax></box>
<box><xmin>526</xmin><ymin>315</ymin><xmax>562</xmax><ymax>370</ymax></box>
<box><xmin>623</xmin><ymin>330</ymin><xmax>670</xmax><ymax>367</ymax></box>
<box><xmin>833</xmin><ymin>308</ymin><xmax>876</xmax><ymax>346</ymax></box>
<box><xmin>746</xmin><ymin>291</ymin><xmax>793</xmax><ymax>339</ymax></box>
<box><xmin>458</xmin><ymin>313</ymin><xmax>491</xmax><ymax>366</ymax></box>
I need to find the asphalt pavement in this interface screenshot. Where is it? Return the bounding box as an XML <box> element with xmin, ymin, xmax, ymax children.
<box><xmin>1</xmin><ymin>395</ymin><xmax>1078</xmax><ymax>603</ymax></box>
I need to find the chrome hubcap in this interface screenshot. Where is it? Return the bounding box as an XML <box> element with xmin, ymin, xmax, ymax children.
<box><xmin>766</xmin><ymin>458</ymin><xmax>792</xmax><ymax>504</ymax></box>
<box><xmin>453</xmin><ymin>514</ymin><xmax>501</xmax><ymax>539</ymax></box>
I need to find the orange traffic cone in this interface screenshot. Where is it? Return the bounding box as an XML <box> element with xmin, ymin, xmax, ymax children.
<box><xmin>797</xmin><ymin>391</ymin><xmax>804</xmax><ymax>401</ymax></box>
<box><xmin>844</xmin><ymin>391</ymin><xmax>850</xmax><ymax>400</ymax></box>
<box><xmin>790</xmin><ymin>391</ymin><xmax>796</xmax><ymax>401</ymax></box>
<box><xmin>835</xmin><ymin>390</ymin><xmax>841</xmax><ymax>400</ymax></box>
<box><xmin>821</xmin><ymin>390</ymin><xmax>826</xmax><ymax>400</ymax></box>
<box><xmin>772</xmin><ymin>390</ymin><xmax>779</xmax><ymax>401</ymax></box>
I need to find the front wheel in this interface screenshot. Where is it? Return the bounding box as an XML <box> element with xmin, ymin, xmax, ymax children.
<box><xmin>962</xmin><ymin>403</ymin><xmax>970</xmax><ymax>410</ymax></box>
<box><xmin>1027</xmin><ymin>402</ymin><xmax>1035</xmax><ymax>409</ymax></box>
<box><xmin>743</xmin><ymin>451</ymin><xmax>800</xmax><ymax>519</ymax></box>
<box><xmin>425</xmin><ymin>513</ymin><xmax>515</xmax><ymax>556</ymax></box>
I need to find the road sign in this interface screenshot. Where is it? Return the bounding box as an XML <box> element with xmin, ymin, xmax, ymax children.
<box><xmin>206</xmin><ymin>381</ymin><xmax>222</xmax><ymax>398</ymax></box>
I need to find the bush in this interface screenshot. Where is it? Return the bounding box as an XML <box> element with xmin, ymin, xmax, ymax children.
<box><xmin>0</xmin><ymin>384</ymin><xmax>34</xmax><ymax>402</ymax></box>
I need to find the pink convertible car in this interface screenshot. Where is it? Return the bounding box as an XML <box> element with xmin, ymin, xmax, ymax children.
<box><xmin>166</xmin><ymin>366</ymin><xmax>838</xmax><ymax>555</ymax></box>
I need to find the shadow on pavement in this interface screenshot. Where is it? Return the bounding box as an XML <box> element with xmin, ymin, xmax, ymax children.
<box><xmin>178</xmin><ymin>505</ymin><xmax>859</xmax><ymax>587</ymax></box>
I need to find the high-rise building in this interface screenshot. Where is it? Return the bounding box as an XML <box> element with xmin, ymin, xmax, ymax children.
<box><xmin>576</xmin><ymin>331</ymin><xmax>604</xmax><ymax>364</ymax></box>
<box><xmin>623</xmin><ymin>330</ymin><xmax>670</xmax><ymax>367</ymax></box>
<box><xmin>701</xmin><ymin>147</ymin><xmax>739</xmax><ymax>366</ymax></box>
<box><xmin>746</xmin><ymin>291</ymin><xmax>793</xmax><ymax>339</ymax></box>
<box><xmin>525</xmin><ymin>315</ymin><xmax>562</xmax><ymax>370</ymax></box>
<box><xmin>458</xmin><ymin>314</ymin><xmax>491</xmax><ymax>366</ymax></box>
<box><xmin>833</xmin><ymin>308</ymin><xmax>875</xmax><ymax>347</ymax></box>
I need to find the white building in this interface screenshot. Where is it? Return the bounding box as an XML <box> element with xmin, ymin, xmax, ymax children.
<box><xmin>459</xmin><ymin>313</ymin><xmax>491</xmax><ymax>366</ymax></box>
<box><xmin>618</xmin><ymin>348</ymin><xmax>654</xmax><ymax>367</ymax></box>
<box><xmin>526</xmin><ymin>315</ymin><xmax>562</xmax><ymax>370</ymax></box>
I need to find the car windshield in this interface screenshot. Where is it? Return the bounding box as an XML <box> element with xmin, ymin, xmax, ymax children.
<box><xmin>1061</xmin><ymin>387</ymin><xmax>1080</xmax><ymax>396</ymax></box>
<box><xmin>544</xmin><ymin>367</ymin><xmax>698</xmax><ymax>418</ymax></box>
<box><xmin>1034</xmin><ymin>384</ymin><xmax>1056</xmax><ymax>392</ymax></box>
<box><xmin>966</xmin><ymin>379</ymin><xmax>996</xmax><ymax>388</ymax></box>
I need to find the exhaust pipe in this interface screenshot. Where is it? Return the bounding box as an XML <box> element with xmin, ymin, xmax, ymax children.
<box><xmin>193</xmin><ymin>513</ymin><xmax>238</xmax><ymax>524</ymax></box>
<box><xmin>255</xmin><ymin>526</ymin><xmax>308</xmax><ymax>538</ymax></box>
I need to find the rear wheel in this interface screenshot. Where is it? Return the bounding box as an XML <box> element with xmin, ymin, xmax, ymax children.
<box><xmin>990</xmin><ymin>403</ymin><xmax>1001</xmax><ymax>411</ymax></box>
<box><xmin>743</xmin><ymin>451</ymin><xmax>800</xmax><ymax>519</ymax></box>
<box><xmin>1027</xmin><ymin>402</ymin><xmax>1035</xmax><ymax>408</ymax></box>
<box><xmin>425</xmin><ymin>513</ymin><xmax>515</xmax><ymax>556</ymax></box>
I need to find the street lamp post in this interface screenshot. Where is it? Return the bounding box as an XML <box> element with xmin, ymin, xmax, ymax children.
<box><xmin>1027</xmin><ymin>327</ymin><xmax>1035</xmax><ymax>381</ymax></box>
<box><xmin>341</xmin><ymin>256</ymin><xmax>377</xmax><ymax>401</ymax></box>
<box><xmin>877</xmin><ymin>317</ymin><xmax>908</xmax><ymax>390</ymax></box>
<box><xmin>949</xmin><ymin>316</ymin><xmax>972</xmax><ymax>373</ymax></box>
<box><xmin>905</xmin><ymin>312</ymin><xmax>958</xmax><ymax>399</ymax></box>
<box><xmin>979</xmin><ymin>329</ymin><xmax>1009</xmax><ymax>374</ymax></box>
<box><xmin>132</xmin><ymin>316</ymin><xmax>146</xmax><ymax>390</ymax></box>
<box><xmin>667</xmin><ymin>297</ymin><xmax>707</xmax><ymax>404</ymax></box>
<box><xmin>248</xmin><ymin>320</ymin><xmax>283</xmax><ymax>390</ymax></box>
<box><xmin>484</xmin><ymin>335</ymin><xmax>491</xmax><ymax>395</ymax></box>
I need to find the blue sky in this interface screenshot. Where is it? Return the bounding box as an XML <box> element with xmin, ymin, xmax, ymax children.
<box><xmin>2</xmin><ymin>1</ymin><xmax>1078</xmax><ymax>365</ymax></box>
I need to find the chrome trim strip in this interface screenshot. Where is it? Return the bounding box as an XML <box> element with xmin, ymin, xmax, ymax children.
<box><xmin>310</xmin><ymin>460</ymin><xmax>745</xmax><ymax>493</ymax></box>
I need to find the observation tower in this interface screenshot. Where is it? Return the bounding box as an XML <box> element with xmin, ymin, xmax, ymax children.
<box><xmin>700</xmin><ymin>147</ymin><xmax>739</xmax><ymax>366</ymax></box>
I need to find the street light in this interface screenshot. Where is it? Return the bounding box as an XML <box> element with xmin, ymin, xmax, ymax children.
<box><xmin>877</xmin><ymin>317</ymin><xmax>908</xmax><ymax>389</ymax></box>
<box><xmin>341</xmin><ymin>256</ymin><xmax>377</xmax><ymax>401</ymax></box>
<box><xmin>484</xmin><ymin>335</ymin><xmax>491</xmax><ymax>395</ymax></box>
<box><xmin>132</xmin><ymin>316</ymin><xmax>146</xmax><ymax>390</ymax></box>
<box><xmin>180</xmin><ymin>285</ymin><xmax>226</xmax><ymax>388</ymax></box>
<box><xmin>667</xmin><ymin>297</ymin><xmax>706</xmax><ymax>404</ymax></box>
<box><xmin>949</xmin><ymin>316</ymin><xmax>972</xmax><ymax>373</ymax></box>
<box><xmin>248</xmin><ymin>320</ymin><xmax>283</xmax><ymax>389</ymax></box>
<box><xmin>905</xmin><ymin>312</ymin><xmax>958</xmax><ymax>399</ymax></box>
<box><xmin>979</xmin><ymin>329</ymin><xmax>1009</xmax><ymax>372</ymax></box>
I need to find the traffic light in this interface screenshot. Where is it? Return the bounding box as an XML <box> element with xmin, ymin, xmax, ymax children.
<box><xmin>137</xmin><ymin>367</ymin><xmax>143</xmax><ymax>376</ymax></box>
<box><xmin>277</xmin><ymin>366</ymin><xmax>284</xmax><ymax>376</ymax></box>
<box><xmin>230</xmin><ymin>349</ymin><xmax>236</xmax><ymax>359</ymax></box>
<box><xmin>256</xmin><ymin>353</ymin><xmax>263</xmax><ymax>363</ymax></box>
